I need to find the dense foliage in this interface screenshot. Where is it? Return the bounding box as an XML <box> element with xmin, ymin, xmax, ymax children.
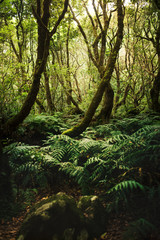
<box><xmin>1</xmin><ymin>113</ymin><xmax>160</xmax><ymax>239</ymax></box>
<box><xmin>0</xmin><ymin>0</ymin><xmax>160</xmax><ymax>125</ymax></box>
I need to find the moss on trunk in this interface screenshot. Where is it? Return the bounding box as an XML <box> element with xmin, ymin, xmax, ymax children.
<box><xmin>98</xmin><ymin>82</ymin><xmax>114</xmax><ymax>123</ymax></box>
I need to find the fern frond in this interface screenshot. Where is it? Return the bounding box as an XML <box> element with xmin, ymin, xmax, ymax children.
<box><xmin>132</xmin><ymin>125</ymin><xmax>160</xmax><ymax>141</ymax></box>
<box><xmin>58</xmin><ymin>162</ymin><xmax>90</xmax><ymax>194</ymax></box>
<box><xmin>107</xmin><ymin>180</ymin><xmax>145</xmax><ymax>194</ymax></box>
<box><xmin>44</xmin><ymin>134</ymin><xmax>80</xmax><ymax>162</ymax></box>
<box><xmin>95</xmin><ymin>123</ymin><xmax>119</xmax><ymax>137</ymax></box>
<box><xmin>85</xmin><ymin>156</ymin><xmax>103</xmax><ymax>166</ymax></box>
<box><xmin>44</xmin><ymin>134</ymin><xmax>73</xmax><ymax>145</ymax></box>
<box><xmin>50</xmin><ymin>147</ymin><xmax>67</xmax><ymax>162</ymax></box>
<box><xmin>79</xmin><ymin>138</ymin><xmax>102</xmax><ymax>152</ymax></box>
<box><xmin>105</xmin><ymin>134</ymin><xmax>129</xmax><ymax>145</ymax></box>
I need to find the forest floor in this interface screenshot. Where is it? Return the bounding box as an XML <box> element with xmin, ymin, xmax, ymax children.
<box><xmin>0</xmin><ymin>184</ymin><xmax>131</xmax><ymax>240</ymax></box>
<box><xmin>1</xmin><ymin>184</ymin><xmax>159</xmax><ymax>240</ymax></box>
<box><xmin>0</xmin><ymin>212</ymin><xmax>130</xmax><ymax>240</ymax></box>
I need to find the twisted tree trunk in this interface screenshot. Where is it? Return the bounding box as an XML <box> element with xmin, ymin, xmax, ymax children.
<box><xmin>63</xmin><ymin>0</ymin><xmax>124</xmax><ymax>137</ymax></box>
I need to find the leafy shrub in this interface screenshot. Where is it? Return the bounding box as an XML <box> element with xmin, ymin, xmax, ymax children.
<box><xmin>3</xmin><ymin>143</ymin><xmax>48</xmax><ymax>189</ymax></box>
<box><xmin>5</xmin><ymin>114</ymin><xmax>160</xmax><ymax>193</ymax></box>
<box><xmin>16</xmin><ymin>114</ymin><xmax>68</xmax><ymax>144</ymax></box>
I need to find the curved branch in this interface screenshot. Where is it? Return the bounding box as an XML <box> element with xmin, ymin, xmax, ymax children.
<box><xmin>50</xmin><ymin>0</ymin><xmax>69</xmax><ymax>37</ymax></box>
<box><xmin>69</xmin><ymin>4</ymin><xmax>98</xmax><ymax>68</ymax></box>
<box><xmin>31</xmin><ymin>5</ymin><xmax>49</xmax><ymax>33</ymax></box>
<box><xmin>82</xmin><ymin>0</ymin><xmax>95</xmax><ymax>29</ymax></box>
<box><xmin>92</xmin><ymin>0</ymin><xmax>103</xmax><ymax>31</ymax></box>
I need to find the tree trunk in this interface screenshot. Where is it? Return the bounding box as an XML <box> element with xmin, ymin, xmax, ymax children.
<box><xmin>56</xmin><ymin>71</ymin><xmax>83</xmax><ymax>114</ymax></box>
<box><xmin>36</xmin><ymin>98</ymin><xmax>46</xmax><ymax>113</ymax></box>
<box><xmin>113</xmin><ymin>84</ymin><xmax>130</xmax><ymax>115</ymax></box>
<box><xmin>2</xmin><ymin>19</ymin><xmax>50</xmax><ymax>136</ymax></box>
<box><xmin>150</xmin><ymin>69</ymin><xmax>160</xmax><ymax>112</ymax></box>
<box><xmin>66</xmin><ymin>21</ymin><xmax>72</xmax><ymax>105</ymax></box>
<box><xmin>98</xmin><ymin>82</ymin><xmax>114</xmax><ymax>123</ymax></box>
<box><xmin>150</xmin><ymin>12</ymin><xmax>160</xmax><ymax>112</ymax></box>
<box><xmin>63</xmin><ymin>0</ymin><xmax>124</xmax><ymax>137</ymax></box>
<box><xmin>63</xmin><ymin>76</ymin><xmax>108</xmax><ymax>137</ymax></box>
<box><xmin>44</xmin><ymin>69</ymin><xmax>56</xmax><ymax>113</ymax></box>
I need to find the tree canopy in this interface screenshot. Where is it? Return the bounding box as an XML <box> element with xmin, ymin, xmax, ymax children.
<box><xmin>0</xmin><ymin>0</ymin><xmax>159</xmax><ymax>135</ymax></box>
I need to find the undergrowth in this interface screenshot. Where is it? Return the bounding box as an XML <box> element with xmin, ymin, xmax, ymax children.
<box><xmin>15</xmin><ymin>113</ymin><xmax>68</xmax><ymax>144</ymax></box>
<box><xmin>2</xmin><ymin>112</ymin><xmax>160</xmax><ymax>239</ymax></box>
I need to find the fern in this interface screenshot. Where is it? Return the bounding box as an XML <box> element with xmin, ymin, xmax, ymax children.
<box><xmin>4</xmin><ymin>143</ymin><xmax>49</xmax><ymax>188</ymax></box>
<box><xmin>44</xmin><ymin>134</ymin><xmax>80</xmax><ymax>163</ymax></box>
<box><xmin>113</xmin><ymin>117</ymin><xmax>141</xmax><ymax>134</ymax></box>
<box><xmin>24</xmin><ymin>114</ymin><xmax>68</xmax><ymax>133</ymax></box>
<box><xmin>4</xmin><ymin>114</ymin><xmax>160</xmax><ymax>202</ymax></box>
<box><xmin>4</xmin><ymin>143</ymin><xmax>40</xmax><ymax>163</ymax></box>
<box><xmin>95</xmin><ymin>123</ymin><xmax>119</xmax><ymax>137</ymax></box>
<box><xmin>132</xmin><ymin>125</ymin><xmax>160</xmax><ymax>142</ymax></box>
<box><xmin>79</xmin><ymin>138</ymin><xmax>102</xmax><ymax>152</ymax></box>
<box><xmin>84</xmin><ymin>157</ymin><xmax>107</xmax><ymax>183</ymax></box>
<box><xmin>106</xmin><ymin>180</ymin><xmax>146</xmax><ymax>213</ymax></box>
<box><xmin>58</xmin><ymin>162</ymin><xmax>90</xmax><ymax>194</ymax></box>
<box><xmin>107</xmin><ymin>180</ymin><xmax>145</xmax><ymax>194</ymax></box>
<box><xmin>105</xmin><ymin>133</ymin><xmax>129</xmax><ymax>144</ymax></box>
<box><xmin>15</xmin><ymin>114</ymin><xmax>69</xmax><ymax>143</ymax></box>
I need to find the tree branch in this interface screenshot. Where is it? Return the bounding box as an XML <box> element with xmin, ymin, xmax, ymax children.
<box><xmin>31</xmin><ymin>5</ymin><xmax>49</xmax><ymax>33</ymax></box>
<box><xmin>92</xmin><ymin>0</ymin><xmax>103</xmax><ymax>31</ymax></box>
<box><xmin>50</xmin><ymin>0</ymin><xmax>69</xmax><ymax>37</ymax></box>
<box><xmin>69</xmin><ymin>4</ymin><xmax>98</xmax><ymax>68</ymax></box>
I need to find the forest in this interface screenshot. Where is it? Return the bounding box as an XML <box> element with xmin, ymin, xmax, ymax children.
<box><xmin>0</xmin><ymin>0</ymin><xmax>160</xmax><ymax>239</ymax></box>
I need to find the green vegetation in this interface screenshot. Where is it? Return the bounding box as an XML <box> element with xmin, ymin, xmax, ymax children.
<box><xmin>1</xmin><ymin>113</ymin><xmax>160</xmax><ymax>239</ymax></box>
<box><xmin>0</xmin><ymin>0</ymin><xmax>160</xmax><ymax>239</ymax></box>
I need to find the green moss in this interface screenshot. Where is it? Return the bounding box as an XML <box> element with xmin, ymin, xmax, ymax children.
<box><xmin>78</xmin><ymin>195</ymin><xmax>97</xmax><ymax>210</ymax></box>
<box><xmin>62</xmin><ymin>127</ymin><xmax>75</xmax><ymax>135</ymax></box>
<box><xmin>62</xmin><ymin>125</ymin><xmax>82</xmax><ymax>137</ymax></box>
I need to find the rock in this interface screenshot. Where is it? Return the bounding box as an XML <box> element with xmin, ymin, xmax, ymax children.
<box><xmin>16</xmin><ymin>192</ymin><xmax>107</xmax><ymax>240</ymax></box>
<box><xmin>78</xmin><ymin>195</ymin><xmax>107</xmax><ymax>237</ymax></box>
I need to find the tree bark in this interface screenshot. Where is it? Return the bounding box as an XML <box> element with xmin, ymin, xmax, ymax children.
<box><xmin>36</xmin><ymin>98</ymin><xmax>46</xmax><ymax>113</ymax></box>
<box><xmin>150</xmin><ymin>12</ymin><xmax>160</xmax><ymax>112</ymax></box>
<box><xmin>150</xmin><ymin>68</ymin><xmax>160</xmax><ymax>112</ymax></box>
<box><xmin>44</xmin><ymin>69</ymin><xmax>56</xmax><ymax>113</ymax></box>
<box><xmin>98</xmin><ymin>82</ymin><xmax>114</xmax><ymax>123</ymax></box>
<box><xmin>2</xmin><ymin>0</ymin><xmax>51</xmax><ymax>136</ymax></box>
<box><xmin>66</xmin><ymin>21</ymin><xmax>72</xmax><ymax>105</ymax></box>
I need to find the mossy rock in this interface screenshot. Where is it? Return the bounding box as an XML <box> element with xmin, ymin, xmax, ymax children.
<box><xmin>16</xmin><ymin>193</ymin><xmax>107</xmax><ymax>240</ymax></box>
<box><xmin>78</xmin><ymin>195</ymin><xmax>107</xmax><ymax>237</ymax></box>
